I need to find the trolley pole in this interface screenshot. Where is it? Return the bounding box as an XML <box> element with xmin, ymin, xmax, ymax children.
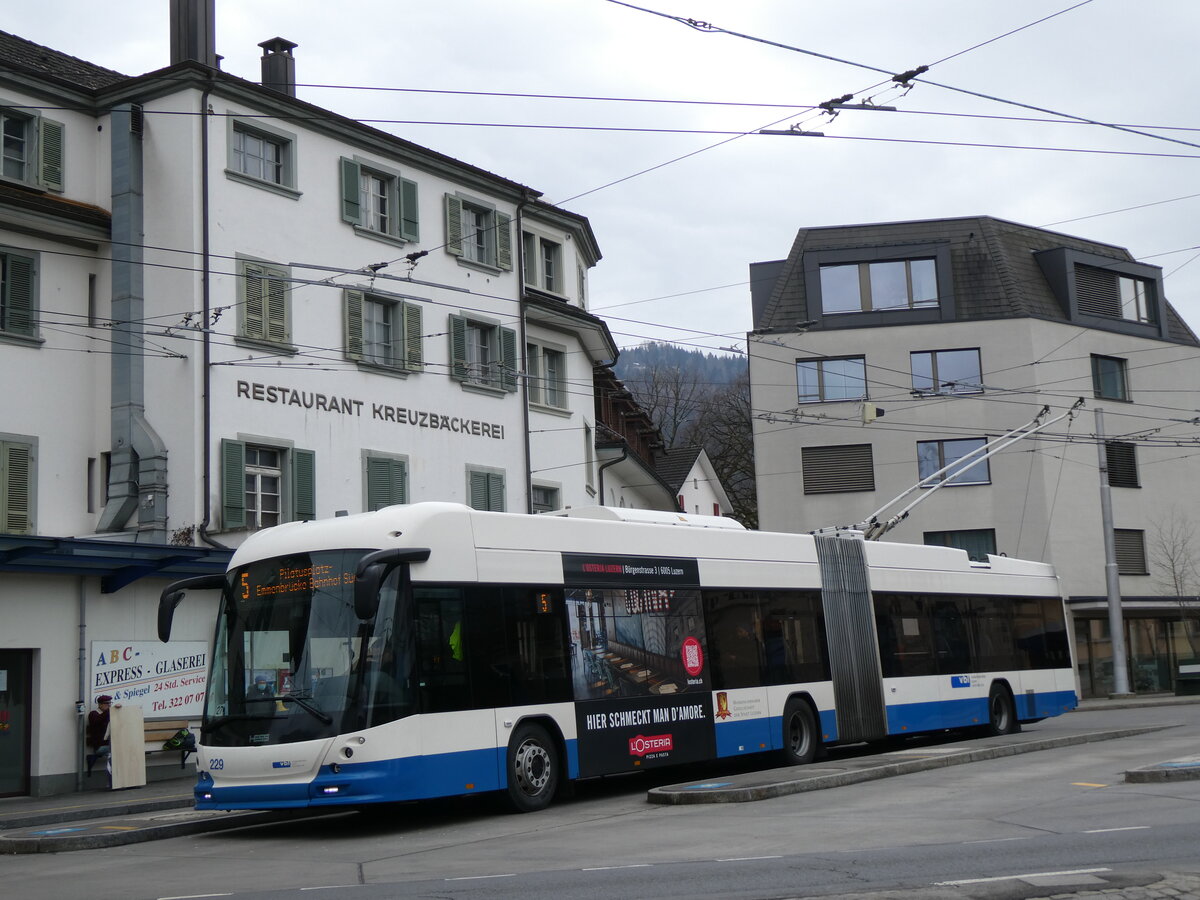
<box><xmin>1095</xmin><ymin>407</ymin><xmax>1132</xmax><ymax>697</ymax></box>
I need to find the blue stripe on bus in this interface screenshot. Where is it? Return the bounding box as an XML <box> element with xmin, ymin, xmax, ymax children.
<box><xmin>714</xmin><ymin>717</ymin><xmax>773</xmax><ymax>757</ymax></box>
<box><xmin>884</xmin><ymin>689</ymin><xmax>1078</xmax><ymax>735</ymax></box>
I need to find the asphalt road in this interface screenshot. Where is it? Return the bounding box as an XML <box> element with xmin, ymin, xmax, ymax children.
<box><xmin>6</xmin><ymin>702</ymin><xmax>1200</xmax><ymax>900</ymax></box>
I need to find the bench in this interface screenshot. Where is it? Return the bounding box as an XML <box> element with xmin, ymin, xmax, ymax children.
<box><xmin>87</xmin><ymin>717</ymin><xmax>196</xmax><ymax>777</ymax></box>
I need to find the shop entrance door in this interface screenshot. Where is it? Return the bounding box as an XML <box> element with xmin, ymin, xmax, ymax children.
<box><xmin>0</xmin><ymin>649</ymin><xmax>32</xmax><ymax>797</ymax></box>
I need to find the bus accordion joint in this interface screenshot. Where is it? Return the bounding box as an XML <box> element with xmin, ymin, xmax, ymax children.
<box><xmin>353</xmin><ymin>547</ymin><xmax>432</xmax><ymax>620</ymax></box>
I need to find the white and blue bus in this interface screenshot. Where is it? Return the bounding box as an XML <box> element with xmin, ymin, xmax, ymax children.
<box><xmin>159</xmin><ymin>502</ymin><xmax>1076</xmax><ymax>813</ymax></box>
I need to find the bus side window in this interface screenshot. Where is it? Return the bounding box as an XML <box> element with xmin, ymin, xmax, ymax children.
<box><xmin>415</xmin><ymin>592</ymin><xmax>470</xmax><ymax>713</ymax></box>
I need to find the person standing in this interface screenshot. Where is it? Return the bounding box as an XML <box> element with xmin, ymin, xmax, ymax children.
<box><xmin>86</xmin><ymin>695</ymin><xmax>114</xmax><ymax>774</ymax></box>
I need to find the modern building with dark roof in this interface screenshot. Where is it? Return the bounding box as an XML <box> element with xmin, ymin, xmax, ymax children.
<box><xmin>748</xmin><ymin>216</ymin><xmax>1200</xmax><ymax>699</ymax></box>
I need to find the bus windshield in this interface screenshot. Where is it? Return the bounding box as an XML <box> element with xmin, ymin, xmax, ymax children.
<box><xmin>203</xmin><ymin>549</ymin><xmax>415</xmax><ymax>747</ymax></box>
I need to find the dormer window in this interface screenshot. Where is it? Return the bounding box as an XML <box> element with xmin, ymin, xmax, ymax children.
<box><xmin>1075</xmin><ymin>265</ymin><xmax>1155</xmax><ymax>324</ymax></box>
<box><xmin>820</xmin><ymin>258</ymin><xmax>938</xmax><ymax>314</ymax></box>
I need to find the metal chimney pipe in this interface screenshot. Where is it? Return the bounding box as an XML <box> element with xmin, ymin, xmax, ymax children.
<box><xmin>169</xmin><ymin>0</ymin><xmax>218</xmax><ymax>67</ymax></box>
<box><xmin>259</xmin><ymin>37</ymin><xmax>298</xmax><ymax>96</ymax></box>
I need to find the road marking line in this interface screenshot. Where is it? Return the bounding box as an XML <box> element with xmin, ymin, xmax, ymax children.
<box><xmin>717</xmin><ymin>855</ymin><xmax>783</xmax><ymax>862</ymax></box>
<box><xmin>935</xmin><ymin>867</ymin><xmax>1110</xmax><ymax>886</ymax></box>
<box><xmin>962</xmin><ymin>837</ymin><xmax>1030</xmax><ymax>845</ymax></box>
<box><xmin>445</xmin><ymin>874</ymin><xmax>517</xmax><ymax>881</ymax></box>
<box><xmin>582</xmin><ymin>864</ymin><xmax>653</xmax><ymax>871</ymax></box>
<box><xmin>300</xmin><ymin>887</ymin><xmax>361</xmax><ymax>892</ymax></box>
<box><xmin>1084</xmin><ymin>826</ymin><xmax>1150</xmax><ymax>833</ymax></box>
<box><xmin>158</xmin><ymin>894</ymin><xmax>234</xmax><ymax>899</ymax></box>
<box><xmin>1071</xmin><ymin>782</ymin><xmax>1108</xmax><ymax>787</ymax></box>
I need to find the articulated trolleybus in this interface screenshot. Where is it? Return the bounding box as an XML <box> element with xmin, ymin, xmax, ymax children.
<box><xmin>159</xmin><ymin>502</ymin><xmax>1076</xmax><ymax>813</ymax></box>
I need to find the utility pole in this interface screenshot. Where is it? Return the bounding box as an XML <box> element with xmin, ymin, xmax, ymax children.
<box><xmin>1095</xmin><ymin>407</ymin><xmax>1132</xmax><ymax>697</ymax></box>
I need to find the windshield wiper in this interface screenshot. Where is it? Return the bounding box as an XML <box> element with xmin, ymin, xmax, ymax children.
<box><xmin>279</xmin><ymin>693</ymin><xmax>333</xmax><ymax>724</ymax></box>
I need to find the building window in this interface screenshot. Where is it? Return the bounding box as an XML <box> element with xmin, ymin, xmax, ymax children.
<box><xmin>468</xmin><ymin>467</ymin><xmax>505</xmax><ymax>512</ymax></box>
<box><xmin>237</xmin><ymin>259</ymin><xmax>292</xmax><ymax>349</ymax></box>
<box><xmin>1105</xmin><ymin>442</ymin><xmax>1139</xmax><ymax>488</ymax></box>
<box><xmin>1114</xmin><ymin>528</ymin><xmax>1148</xmax><ymax>575</ymax></box>
<box><xmin>339</xmin><ymin>157</ymin><xmax>419</xmax><ymax>242</ymax></box>
<box><xmin>924</xmin><ymin>529</ymin><xmax>996</xmax><ymax>562</ymax></box>
<box><xmin>797</xmin><ymin>356</ymin><xmax>866</xmax><ymax>403</ymax></box>
<box><xmin>1</xmin><ymin>437</ymin><xmax>35</xmax><ymax>535</ymax></box>
<box><xmin>820</xmin><ymin>258</ymin><xmax>937</xmax><ymax>314</ymax></box>
<box><xmin>917</xmin><ymin>438</ymin><xmax>990</xmax><ymax>485</ymax></box>
<box><xmin>1075</xmin><ymin>264</ymin><xmax>1155</xmax><ymax>324</ymax></box>
<box><xmin>527</xmin><ymin>342</ymin><xmax>567</xmax><ymax>409</ymax></box>
<box><xmin>449</xmin><ymin>314</ymin><xmax>517</xmax><ymax>392</ymax></box>
<box><xmin>911</xmin><ymin>349</ymin><xmax>982</xmax><ymax>395</ymax></box>
<box><xmin>0</xmin><ymin>105</ymin><xmax>63</xmax><ymax>190</ymax></box>
<box><xmin>227</xmin><ymin>119</ymin><xmax>297</xmax><ymax>194</ymax></box>
<box><xmin>344</xmin><ymin>290</ymin><xmax>423</xmax><ymax>372</ymax></box>
<box><xmin>364</xmin><ymin>453</ymin><xmax>409</xmax><ymax>511</ymax></box>
<box><xmin>220</xmin><ymin>439</ymin><xmax>314</xmax><ymax>530</ymax></box>
<box><xmin>801</xmin><ymin>444</ymin><xmax>875</xmax><ymax>494</ymax></box>
<box><xmin>532</xmin><ymin>484</ymin><xmax>560</xmax><ymax>513</ymax></box>
<box><xmin>445</xmin><ymin>194</ymin><xmax>512</xmax><ymax>270</ymax></box>
<box><xmin>522</xmin><ymin>232</ymin><xmax>564</xmax><ymax>294</ymax></box>
<box><xmin>584</xmin><ymin>422</ymin><xmax>595</xmax><ymax>493</ymax></box>
<box><xmin>1092</xmin><ymin>354</ymin><xmax>1129</xmax><ymax>401</ymax></box>
<box><xmin>0</xmin><ymin>249</ymin><xmax>36</xmax><ymax>340</ymax></box>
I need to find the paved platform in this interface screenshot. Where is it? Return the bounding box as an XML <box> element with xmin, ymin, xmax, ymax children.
<box><xmin>647</xmin><ymin>724</ymin><xmax>1172</xmax><ymax>805</ymax></box>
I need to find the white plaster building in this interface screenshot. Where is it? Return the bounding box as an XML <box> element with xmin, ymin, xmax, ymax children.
<box><xmin>0</xmin><ymin>5</ymin><xmax>615</xmax><ymax>795</ymax></box>
<box><xmin>748</xmin><ymin>216</ymin><xmax>1200</xmax><ymax>699</ymax></box>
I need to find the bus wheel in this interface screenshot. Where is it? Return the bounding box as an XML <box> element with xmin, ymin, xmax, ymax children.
<box><xmin>505</xmin><ymin>723</ymin><xmax>559</xmax><ymax>813</ymax></box>
<box><xmin>984</xmin><ymin>685</ymin><xmax>1020</xmax><ymax>736</ymax></box>
<box><xmin>781</xmin><ymin>699</ymin><xmax>818</xmax><ymax>766</ymax></box>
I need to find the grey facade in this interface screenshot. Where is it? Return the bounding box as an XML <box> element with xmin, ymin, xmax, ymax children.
<box><xmin>749</xmin><ymin>216</ymin><xmax>1200</xmax><ymax>698</ymax></box>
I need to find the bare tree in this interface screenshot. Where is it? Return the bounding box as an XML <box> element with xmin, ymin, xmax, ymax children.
<box><xmin>623</xmin><ymin>361</ymin><xmax>710</xmax><ymax>448</ymax></box>
<box><xmin>1149</xmin><ymin>507</ymin><xmax>1200</xmax><ymax>660</ymax></box>
<box><xmin>683</xmin><ymin>373</ymin><xmax>757</xmax><ymax>529</ymax></box>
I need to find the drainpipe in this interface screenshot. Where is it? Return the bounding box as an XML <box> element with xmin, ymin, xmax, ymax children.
<box><xmin>515</xmin><ymin>191</ymin><xmax>534</xmax><ymax>513</ymax></box>
<box><xmin>196</xmin><ymin>82</ymin><xmax>225</xmax><ymax>550</ymax></box>
<box><xmin>98</xmin><ymin>103</ymin><xmax>169</xmax><ymax>542</ymax></box>
<box><xmin>76</xmin><ymin>577</ymin><xmax>87</xmax><ymax>791</ymax></box>
<box><xmin>597</xmin><ymin>446</ymin><xmax>628</xmax><ymax>508</ymax></box>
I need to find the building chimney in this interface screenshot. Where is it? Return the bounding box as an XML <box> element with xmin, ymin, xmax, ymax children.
<box><xmin>169</xmin><ymin>0</ymin><xmax>218</xmax><ymax>67</ymax></box>
<box><xmin>260</xmin><ymin>38</ymin><xmax>298</xmax><ymax>97</ymax></box>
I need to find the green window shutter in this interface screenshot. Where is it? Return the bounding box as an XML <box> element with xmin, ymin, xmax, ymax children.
<box><xmin>448</xmin><ymin>314</ymin><xmax>468</xmax><ymax>381</ymax></box>
<box><xmin>400</xmin><ymin>177</ymin><xmax>419</xmax><ymax>242</ymax></box>
<box><xmin>495</xmin><ymin>212</ymin><xmax>513</xmax><ymax>271</ymax></box>
<box><xmin>1</xmin><ymin>442</ymin><xmax>33</xmax><ymax>535</ymax></box>
<box><xmin>265</xmin><ymin>269</ymin><xmax>288</xmax><ymax>343</ymax></box>
<box><xmin>340</xmin><ymin>158</ymin><xmax>361</xmax><ymax>224</ymax></box>
<box><xmin>366</xmin><ymin>456</ymin><xmax>407</xmax><ymax>510</ymax></box>
<box><xmin>39</xmin><ymin>118</ymin><xmax>64</xmax><ymax>191</ymax></box>
<box><xmin>344</xmin><ymin>290</ymin><xmax>364</xmax><ymax>360</ymax></box>
<box><xmin>468</xmin><ymin>469</ymin><xmax>488</xmax><ymax>510</ymax></box>
<box><xmin>4</xmin><ymin>253</ymin><xmax>35</xmax><ymax>336</ymax></box>
<box><xmin>499</xmin><ymin>326</ymin><xmax>518</xmax><ymax>392</ymax></box>
<box><xmin>220</xmin><ymin>439</ymin><xmax>246</xmax><ymax>529</ymax></box>
<box><xmin>444</xmin><ymin>194</ymin><xmax>464</xmax><ymax>257</ymax></box>
<box><xmin>487</xmin><ymin>472</ymin><xmax>505</xmax><ymax>512</ymax></box>
<box><xmin>292</xmin><ymin>448</ymin><xmax>316</xmax><ymax>521</ymax></box>
<box><xmin>402</xmin><ymin>302</ymin><xmax>423</xmax><ymax>371</ymax></box>
<box><xmin>242</xmin><ymin>264</ymin><xmax>265</xmax><ymax>340</ymax></box>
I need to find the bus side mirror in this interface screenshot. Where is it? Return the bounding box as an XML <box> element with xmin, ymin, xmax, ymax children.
<box><xmin>353</xmin><ymin>548</ymin><xmax>432</xmax><ymax>621</ymax></box>
<box><xmin>158</xmin><ymin>574</ymin><xmax>226</xmax><ymax>642</ymax></box>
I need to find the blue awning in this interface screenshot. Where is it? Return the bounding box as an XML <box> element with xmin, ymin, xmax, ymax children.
<box><xmin>0</xmin><ymin>534</ymin><xmax>232</xmax><ymax>593</ymax></box>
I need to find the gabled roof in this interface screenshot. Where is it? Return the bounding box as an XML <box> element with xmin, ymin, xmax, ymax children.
<box><xmin>655</xmin><ymin>446</ymin><xmax>703</xmax><ymax>493</ymax></box>
<box><xmin>755</xmin><ymin>215</ymin><xmax>1199</xmax><ymax>346</ymax></box>
<box><xmin>0</xmin><ymin>29</ymin><xmax>128</xmax><ymax>91</ymax></box>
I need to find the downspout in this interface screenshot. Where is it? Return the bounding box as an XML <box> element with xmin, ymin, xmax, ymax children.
<box><xmin>75</xmin><ymin>577</ymin><xmax>87</xmax><ymax>791</ymax></box>
<box><xmin>515</xmin><ymin>191</ymin><xmax>534</xmax><ymax>514</ymax></box>
<box><xmin>597</xmin><ymin>445</ymin><xmax>628</xmax><ymax>508</ymax></box>
<box><xmin>196</xmin><ymin>81</ymin><xmax>225</xmax><ymax>549</ymax></box>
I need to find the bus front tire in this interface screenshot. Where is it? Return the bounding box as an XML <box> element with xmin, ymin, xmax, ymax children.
<box><xmin>781</xmin><ymin>699</ymin><xmax>818</xmax><ymax>766</ymax></box>
<box><xmin>505</xmin><ymin>723</ymin><xmax>559</xmax><ymax>813</ymax></box>
<box><xmin>984</xmin><ymin>685</ymin><xmax>1020</xmax><ymax>736</ymax></box>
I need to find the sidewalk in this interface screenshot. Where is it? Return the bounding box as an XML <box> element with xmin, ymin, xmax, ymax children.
<box><xmin>2</xmin><ymin>693</ymin><xmax>1198</xmax><ymax>853</ymax></box>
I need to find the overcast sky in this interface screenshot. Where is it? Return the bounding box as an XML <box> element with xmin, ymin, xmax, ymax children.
<box><xmin>8</xmin><ymin>1</ymin><xmax>1200</xmax><ymax>355</ymax></box>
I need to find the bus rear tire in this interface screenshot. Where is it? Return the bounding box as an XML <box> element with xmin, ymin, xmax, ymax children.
<box><xmin>781</xmin><ymin>699</ymin><xmax>818</xmax><ymax>766</ymax></box>
<box><xmin>984</xmin><ymin>684</ymin><xmax>1020</xmax><ymax>736</ymax></box>
<box><xmin>505</xmin><ymin>723</ymin><xmax>559</xmax><ymax>813</ymax></box>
